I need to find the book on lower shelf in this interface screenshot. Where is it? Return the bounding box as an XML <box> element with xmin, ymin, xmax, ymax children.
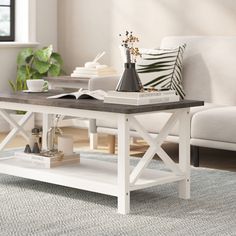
<box><xmin>104</xmin><ymin>91</ymin><xmax>179</xmax><ymax>105</ymax></box>
<box><xmin>14</xmin><ymin>151</ymin><xmax>80</xmax><ymax>168</ymax></box>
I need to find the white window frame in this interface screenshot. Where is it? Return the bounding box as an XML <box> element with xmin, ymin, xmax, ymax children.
<box><xmin>0</xmin><ymin>0</ymin><xmax>39</xmax><ymax>47</ymax></box>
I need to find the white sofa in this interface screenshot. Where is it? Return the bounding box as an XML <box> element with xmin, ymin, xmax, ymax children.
<box><xmin>91</xmin><ymin>36</ymin><xmax>236</xmax><ymax>166</ymax></box>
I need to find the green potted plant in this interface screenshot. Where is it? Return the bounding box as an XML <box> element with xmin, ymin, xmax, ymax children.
<box><xmin>9</xmin><ymin>45</ymin><xmax>63</xmax><ymax>91</ymax></box>
<box><xmin>8</xmin><ymin>45</ymin><xmax>64</xmax><ymax>130</ymax></box>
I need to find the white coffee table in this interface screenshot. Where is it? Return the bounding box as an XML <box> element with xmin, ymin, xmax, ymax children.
<box><xmin>0</xmin><ymin>91</ymin><xmax>203</xmax><ymax>214</ymax></box>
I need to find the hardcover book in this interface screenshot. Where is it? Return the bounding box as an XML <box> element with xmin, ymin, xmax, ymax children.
<box><xmin>104</xmin><ymin>94</ymin><xmax>179</xmax><ymax>106</ymax></box>
<box><xmin>107</xmin><ymin>90</ymin><xmax>176</xmax><ymax>98</ymax></box>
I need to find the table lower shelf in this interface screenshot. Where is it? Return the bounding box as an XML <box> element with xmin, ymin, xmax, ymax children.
<box><xmin>0</xmin><ymin>157</ymin><xmax>185</xmax><ymax>197</ymax></box>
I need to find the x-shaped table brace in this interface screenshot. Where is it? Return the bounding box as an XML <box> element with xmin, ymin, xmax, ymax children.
<box><xmin>0</xmin><ymin>109</ymin><xmax>33</xmax><ymax>151</ymax></box>
<box><xmin>129</xmin><ymin>110</ymin><xmax>183</xmax><ymax>184</ymax></box>
<box><xmin>117</xmin><ymin>108</ymin><xmax>190</xmax><ymax>214</ymax></box>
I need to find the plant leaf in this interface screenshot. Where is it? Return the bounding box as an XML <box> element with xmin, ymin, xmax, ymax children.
<box><xmin>51</xmin><ymin>52</ymin><xmax>63</xmax><ymax>66</ymax></box>
<box><xmin>33</xmin><ymin>59</ymin><xmax>51</xmax><ymax>74</ymax></box>
<box><xmin>60</xmin><ymin>69</ymin><xmax>67</xmax><ymax>75</ymax></box>
<box><xmin>17</xmin><ymin>66</ymin><xmax>30</xmax><ymax>81</ymax></box>
<box><xmin>16</xmin><ymin>79</ymin><xmax>24</xmax><ymax>91</ymax></box>
<box><xmin>48</xmin><ymin>64</ymin><xmax>61</xmax><ymax>76</ymax></box>
<box><xmin>34</xmin><ymin>45</ymin><xmax>53</xmax><ymax>62</ymax></box>
<box><xmin>31</xmin><ymin>71</ymin><xmax>42</xmax><ymax>80</ymax></box>
<box><xmin>9</xmin><ymin>80</ymin><xmax>16</xmax><ymax>91</ymax></box>
<box><xmin>17</xmin><ymin>48</ymin><xmax>34</xmax><ymax>66</ymax></box>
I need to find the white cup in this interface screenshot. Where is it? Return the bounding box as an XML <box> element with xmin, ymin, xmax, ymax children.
<box><xmin>26</xmin><ymin>79</ymin><xmax>48</xmax><ymax>92</ymax></box>
<box><xmin>58</xmin><ymin>135</ymin><xmax>74</xmax><ymax>156</ymax></box>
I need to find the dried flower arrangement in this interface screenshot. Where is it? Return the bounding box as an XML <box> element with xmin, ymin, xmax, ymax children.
<box><xmin>116</xmin><ymin>31</ymin><xmax>143</xmax><ymax>92</ymax></box>
<box><xmin>119</xmin><ymin>31</ymin><xmax>141</xmax><ymax>63</ymax></box>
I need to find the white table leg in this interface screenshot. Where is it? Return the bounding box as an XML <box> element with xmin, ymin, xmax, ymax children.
<box><xmin>89</xmin><ymin>133</ymin><xmax>98</xmax><ymax>150</ymax></box>
<box><xmin>89</xmin><ymin>119</ymin><xmax>98</xmax><ymax>150</ymax></box>
<box><xmin>178</xmin><ymin>108</ymin><xmax>191</xmax><ymax>199</ymax></box>
<box><xmin>117</xmin><ymin>115</ymin><xmax>130</xmax><ymax>214</ymax></box>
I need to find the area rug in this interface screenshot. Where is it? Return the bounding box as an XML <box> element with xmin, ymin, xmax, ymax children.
<box><xmin>0</xmin><ymin>150</ymin><xmax>235</xmax><ymax>236</ymax></box>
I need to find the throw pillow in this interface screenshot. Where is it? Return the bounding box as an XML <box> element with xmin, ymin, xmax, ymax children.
<box><xmin>137</xmin><ymin>44</ymin><xmax>186</xmax><ymax>99</ymax></box>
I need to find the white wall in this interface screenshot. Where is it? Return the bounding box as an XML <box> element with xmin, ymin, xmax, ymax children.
<box><xmin>0</xmin><ymin>0</ymin><xmax>58</xmax><ymax>131</ymax></box>
<box><xmin>58</xmin><ymin>0</ymin><xmax>236</xmax><ymax>74</ymax></box>
<box><xmin>0</xmin><ymin>0</ymin><xmax>58</xmax><ymax>93</ymax></box>
<box><xmin>36</xmin><ymin>0</ymin><xmax>58</xmax><ymax>50</ymax></box>
<box><xmin>58</xmin><ymin>0</ymin><xmax>112</xmax><ymax>74</ymax></box>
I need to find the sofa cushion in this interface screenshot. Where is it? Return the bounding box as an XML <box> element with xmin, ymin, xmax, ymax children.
<box><xmin>191</xmin><ymin>107</ymin><xmax>236</xmax><ymax>143</ymax></box>
<box><xmin>96</xmin><ymin>103</ymin><xmax>222</xmax><ymax>136</ymax></box>
<box><xmin>137</xmin><ymin>45</ymin><xmax>186</xmax><ymax>99</ymax></box>
<box><xmin>160</xmin><ymin>36</ymin><xmax>236</xmax><ymax>106</ymax></box>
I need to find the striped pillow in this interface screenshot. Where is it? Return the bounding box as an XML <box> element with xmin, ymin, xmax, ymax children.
<box><xmin>137</xmin><ymin>44</ymin><xmax>186</xmax><ymax>99</ymax></box>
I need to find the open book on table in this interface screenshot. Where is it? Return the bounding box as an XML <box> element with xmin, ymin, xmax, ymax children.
<box><xmin>47</xmin><ymin>89</ymin><xmax>107</xmax><ymax>100</ymax></box>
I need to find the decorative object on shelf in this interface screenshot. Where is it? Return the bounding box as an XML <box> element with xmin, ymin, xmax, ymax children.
<box><xmin>116</xmin><ymin>31</ymin><xmax>143</xmax><ymax>92</ymax></box>
<box><xmin>24</xmin><ymin>144</ymin><xmax>32</xmax><ymax>154</ymax></box>
<box><xmin>58</xmin><ymin>135</ymin><xmax>74</xmax><ymax>155</ymax></box>
<box><xmin>32</xmin><ymin>143</ymin><xmax>40</xmax><ymax>154</ymax></box>
<box><xmin>31</xmin><ymin>127</ymin><xmax>42</xmax><ymax>150</ymax></box>
<box><xmin>40</xmin><ymin>150</ymin><xmax>64</xmax><ymax>160</ymax></box>
<box><xmin>137</xmin><ymin>45</ymin><xmax>186</xmax><ymax>99</ymax></box>
<box><xmin>14</xmin><ymin>151</ymin><xmax>80</xmax><ymax>168</ymax></box>
<box><xmin>47</xmin><ymin>115</ymin><xmax>63</xmax><ymax>152</ymax></box>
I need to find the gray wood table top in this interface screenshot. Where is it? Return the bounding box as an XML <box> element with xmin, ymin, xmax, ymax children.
<box><xmin>0</xmin><ymin>90</ymin><xmax>204</xmax><ymax>114</ymax></box>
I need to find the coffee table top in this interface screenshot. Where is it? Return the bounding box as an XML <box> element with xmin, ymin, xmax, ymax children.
<box><xmin>0</xmin><ymin>90</ymin><xmax>204</xmax><ymax>114</ymax></box>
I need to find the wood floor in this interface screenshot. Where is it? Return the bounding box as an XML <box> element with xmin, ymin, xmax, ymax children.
<box><xmin>0</xmin><ymin>127</ymin><xmax>235</xmax><ymax>172</ymax></box>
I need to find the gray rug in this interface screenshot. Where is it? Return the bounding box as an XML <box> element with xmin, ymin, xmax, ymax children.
<box><xmin>0</xmin><ymin>150</ymin><xmax>235</xmax><ymax>236</ymax></box>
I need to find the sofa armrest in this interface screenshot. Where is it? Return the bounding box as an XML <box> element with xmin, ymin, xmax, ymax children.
<box><xmin>88</xmin><ymin>76</ymin><xmax>120</xmax><ymax>91</ymax></box>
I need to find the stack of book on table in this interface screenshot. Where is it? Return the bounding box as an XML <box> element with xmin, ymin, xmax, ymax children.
<box><xmin>104</xmin><ymin>90</ymin><xmax>179</xmax><ymax>105</ymax></box>
<box><xmin>71</xmin><ymin>65</ymin><xmax>117</xmax><ymax>77</ymax></box>
<box><xmin>14</xmin><ymin>151</ymin><xmax>80</xmax><ymax>168</ymax></box>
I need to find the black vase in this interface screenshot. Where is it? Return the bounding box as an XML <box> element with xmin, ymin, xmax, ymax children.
<box><xmin>116</xmin><ymin>63</ymin><xmax>143</xmax><ymax>92</ymax></box>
